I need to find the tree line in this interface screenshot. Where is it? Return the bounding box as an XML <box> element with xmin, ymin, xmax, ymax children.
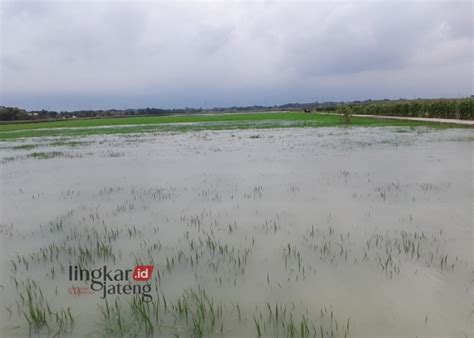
<box><xmin>341</xmin><ymin>98</ymin><xmax>473</xmax><ymax>120</ymax></box>
<box><xmin>1</xmin><ymin>97</ymin><xmax>472</xmax><ymax>122</ymax></box>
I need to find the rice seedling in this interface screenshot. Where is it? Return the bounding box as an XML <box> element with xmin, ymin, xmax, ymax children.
<box><xmin>1</xmin><ymin>127</ymin><xmax>470</xmax><ymax>337</ymax></box>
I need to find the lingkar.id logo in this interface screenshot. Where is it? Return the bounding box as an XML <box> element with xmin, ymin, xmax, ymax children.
<box><xmin>68</xmin><ymin>265</ymin><xmax>154</xmax><ymax>302</ymax></box>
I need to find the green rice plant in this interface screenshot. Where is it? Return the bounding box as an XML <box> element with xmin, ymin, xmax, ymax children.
<box><xmin>299</xmin><ymin>315</ymin><xmax>310</xmax><ymax>338</ymax></box>
<box><xmin>19</xmin><ymin>282</ymin><xmax>75</xmax><ymax>335</ymax></box>
<box><xmin>173</xmin><ymin>288</ymin><xmax>223</xmax><ymax>337</ymax></box>
<box><xmin>97</xmin><ymin>298</ymin><xmax>134</xmax><ymax>337</ymax></box>
<box><xmin>254</xmin><ymin>316</ymin><xmax>262</xmax><ymax>337</ymax></box>
<box><xmin>130</xmin><ymin>296</ymin><xmax>154</xmax><ymax>336</ymax></box>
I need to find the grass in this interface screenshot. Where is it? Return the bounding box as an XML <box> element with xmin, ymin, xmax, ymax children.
<box><xmin>0</xmin><ymin>111</ymin><xmax>469</xmax><ymax>140</ymax></box>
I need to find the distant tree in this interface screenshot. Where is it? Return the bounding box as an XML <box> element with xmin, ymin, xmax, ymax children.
<box><xmin>337</xmin><ymin>105</ymin><xmax>352</xmax><ymax>124</ymax></box>
<box><xmin>0</xmin><ymin>107</ymin><xmax>28</xmax><ymax>121</ymax></box>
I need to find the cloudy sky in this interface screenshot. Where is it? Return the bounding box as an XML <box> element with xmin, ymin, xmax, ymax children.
<box><xmin>0</xmin><ymin>0</ymin><xmax>472</xmax><ymax>111</ymax></box>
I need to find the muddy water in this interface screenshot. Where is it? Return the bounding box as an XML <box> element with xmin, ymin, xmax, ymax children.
<box><xmin>0</xmin><ymin>127</ymin><xmax>472</xmax><ymax>337</ymax></box>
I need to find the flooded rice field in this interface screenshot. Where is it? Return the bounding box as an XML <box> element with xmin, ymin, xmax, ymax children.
<box><xmin>0</xmin><ymin>127</ymin><xmax>472</xmax><ymax>338</ymax></box>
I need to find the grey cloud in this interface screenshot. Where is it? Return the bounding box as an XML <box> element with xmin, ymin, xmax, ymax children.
<box><xmin>1</xmin><ymin>0</ymin><xmax>472</xmax><ymax>110</ymax></box>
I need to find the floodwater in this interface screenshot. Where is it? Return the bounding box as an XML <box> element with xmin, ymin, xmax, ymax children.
<box><xmin>0</xmin><ymin>127</ymin><xmax>472</xmax><ymax>337</ymax></box>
